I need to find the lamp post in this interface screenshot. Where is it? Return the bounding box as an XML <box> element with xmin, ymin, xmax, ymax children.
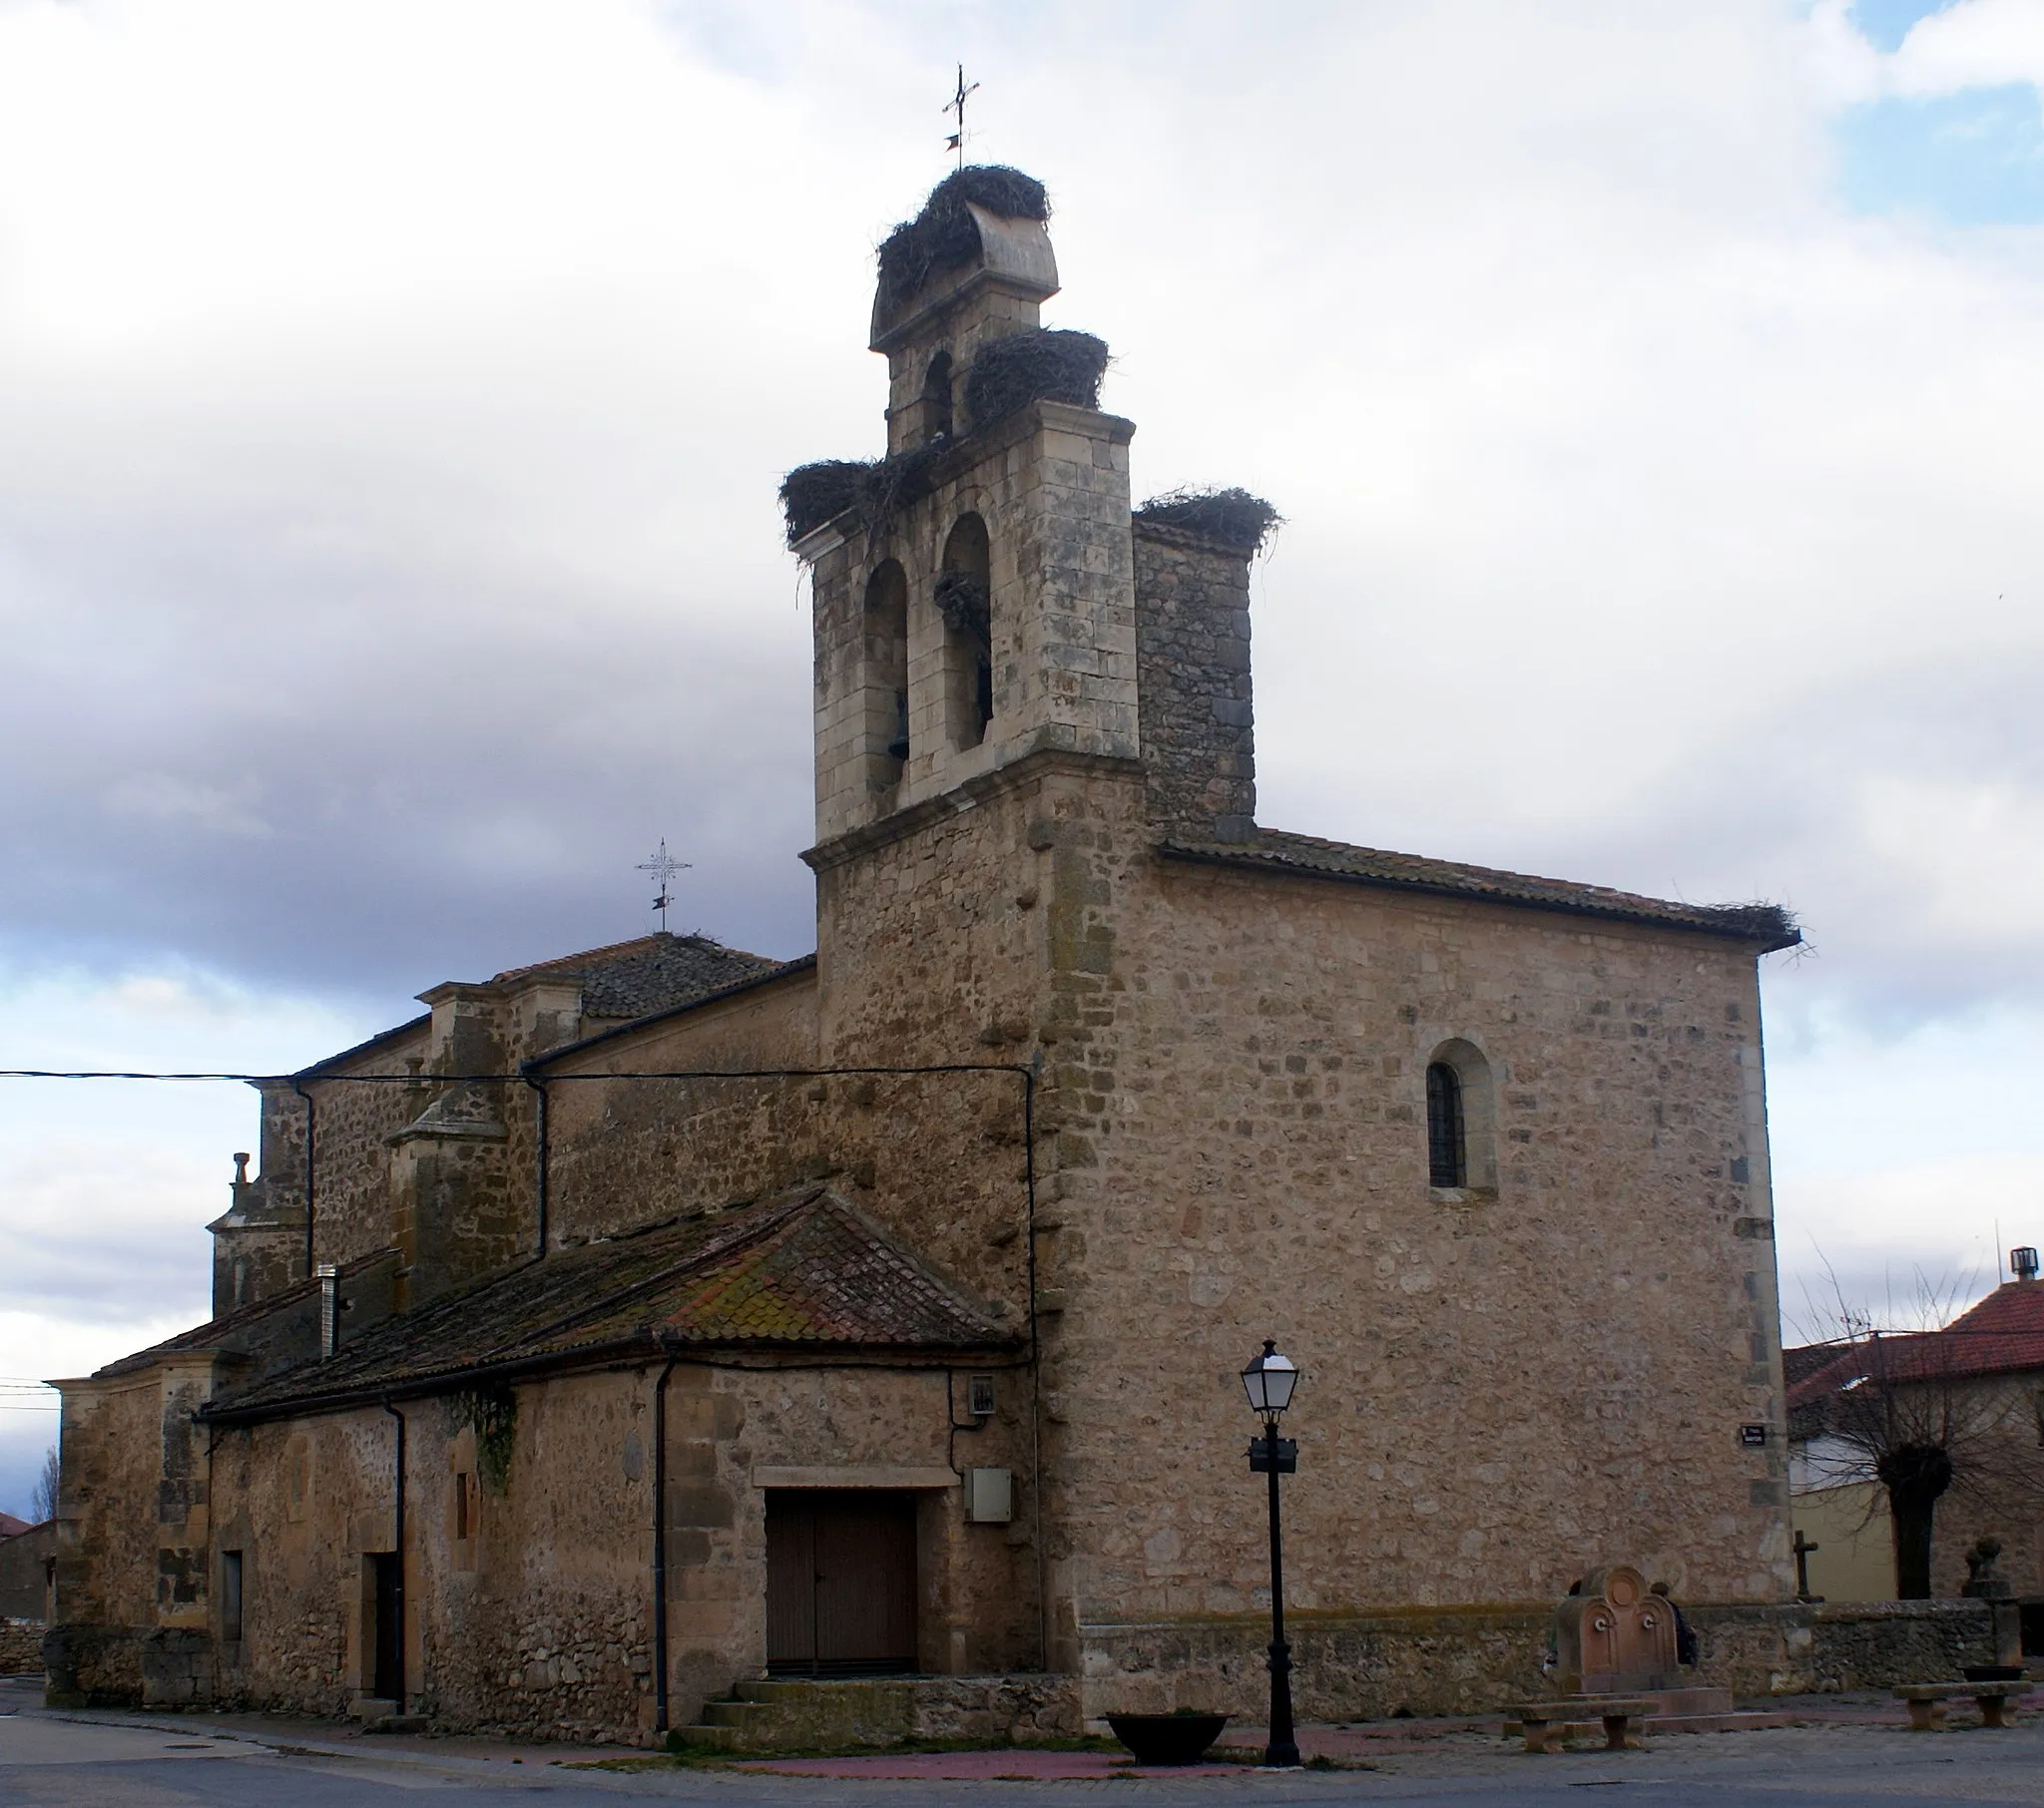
<box><xmin>1242</xmin><ymin>1339</ymin><xmax>1300</xmax><ymax>1769</ymax></box>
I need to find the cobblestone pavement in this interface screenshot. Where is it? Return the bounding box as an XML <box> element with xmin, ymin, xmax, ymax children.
<box><xmin>4</xmin><ymin>1677</ymin><xmax>2044</xmax><ymax>1806</ymax></box>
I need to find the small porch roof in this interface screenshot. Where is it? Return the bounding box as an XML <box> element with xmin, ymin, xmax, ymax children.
<box><xmin>203</xmin><ymin>1187</ymin><xmax>1019</xmax><ymax>1424</ymax></box>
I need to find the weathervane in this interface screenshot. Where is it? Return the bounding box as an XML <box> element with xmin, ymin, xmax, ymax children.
<box><xmin>636</xmin><ymin>839</ymin><xmax>689</xmax><ymax>932</ymax></box>
<box><xmin>944</xmin><ymin>64</ymin><xmax>978</xmax><ymax>169</ymax></box>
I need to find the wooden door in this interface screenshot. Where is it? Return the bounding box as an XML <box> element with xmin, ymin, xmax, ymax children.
<box><xmin>766</xmin><ymin>1491</ymin><xmax>916</xmax><ymax>1675</ymax></box>
<box><xmin>369</xmin><ymin>1553</ymin><xmax>402</xmax><ymax>1700</ymax></box>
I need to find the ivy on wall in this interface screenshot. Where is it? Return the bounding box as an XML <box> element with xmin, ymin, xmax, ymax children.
<box><xmin>450</xmin><ymin>1386</ymin><xmax>518</xmax><ymax>1494</ymax></box>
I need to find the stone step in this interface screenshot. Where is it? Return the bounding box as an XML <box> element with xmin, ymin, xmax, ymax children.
<box><xmin>673</xmin><ymin>1722</ymin><xmax>742</xmax><ymax>1752</ymax></box>
<box><xmin>697</xmin><ymin>1698</ymin><xmax>773</xmax><ymax>1729</ymax></box>
<box><xmin>733</xmin><ymin>1677</ymin><xmax>912</xmax><ymax>1705</ymax></box>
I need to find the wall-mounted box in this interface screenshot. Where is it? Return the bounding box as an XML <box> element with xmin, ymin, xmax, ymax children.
<box><xmin>966</xmin><ymin>1467</ymin><xmax>1012</xmax><ymax>1524</ymax></box>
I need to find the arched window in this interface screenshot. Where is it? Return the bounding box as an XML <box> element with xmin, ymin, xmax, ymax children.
<box><xmin>1425</xmin><ymin>1063</ymin><xmax>1464</xmax><ymax>1188</ymax></box>
<box><xmin>921</xmin><ymin>350</ymin><xmax>954</xmax><ymax>443</ymax></box>
<box><xmin>1425</xmin><ymin>1039</ymin><xmax>1497</xmax><ymax>1199</ymax></box>
<box><xmin>861</xmin><ymin>561</ymin><xmax>909</xmax><ymax>792</ymax></box>
<box><xmin>936</xmin><ymin>513</ymin><xmax>992</xmax><ymax>750</ymax></box>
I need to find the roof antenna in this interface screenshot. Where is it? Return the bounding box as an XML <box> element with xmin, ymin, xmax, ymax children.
<box><xmin>636</xmin><ymin>839</ymin><xmax>689</xmax><ymax>934</ymax></box>
<box><xmin>944</xmin><ymin>63</ymin><xmax>979</xmax><ymax>170</ymax></box>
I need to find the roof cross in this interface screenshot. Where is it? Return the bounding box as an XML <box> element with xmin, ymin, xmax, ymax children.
<box><xmin>943</xmin><ymin>64</ymin><xmax>979</xmax><ymax>169</ymax></box>
<box><xmin>636</xmin><ymin>838</ymin><xmax>689</xmax><ymax>933</ymax></box>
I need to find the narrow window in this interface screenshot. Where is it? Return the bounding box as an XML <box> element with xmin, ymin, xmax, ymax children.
<box><xmin>454</xmin><ymin>1473</ymin><xmax>473</xmax><ymax>1541</ymax></box>
<box><xmin>1426</xmin><ymin>1063</ymin><xmax>1465</xmax><ymax>1188</ymax></box>
<box><xmin>861</xmin><ymin>561</ymin><xmax>909</xmax><ymax>791</ymax></box>
<box><xmin>1425</xmin><ymin>1039</ymin><xmax>1498</xmax><ymax>1197</ymax></box>
<box><xmin>921</xmin><ymin>350</ymin><xmax>954</xmax><ymax>443</ymax></box>
<box><xmin>937</xmin><ymin>513</ymin><xmax>992</xmax><ymax>750</ymax></box>
<box><xmin>221</xmin><ymin>1550</ymin><xmax>244</xmax><ymax>1643</ymax></box>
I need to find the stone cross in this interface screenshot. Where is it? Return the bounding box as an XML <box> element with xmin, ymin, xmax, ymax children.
<box><xmin>1792</xmin><ymin>1530</ymin><xmax>1821</xmax><ymax>1602</ymax></box>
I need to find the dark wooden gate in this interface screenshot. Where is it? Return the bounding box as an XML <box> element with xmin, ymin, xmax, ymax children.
<box><xmin>766</xmin><ymin>1491</ymin><xmax>916</xmax><ymax>1675</ymax></box>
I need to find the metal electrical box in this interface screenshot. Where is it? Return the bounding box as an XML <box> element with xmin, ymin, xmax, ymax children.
<box><xmin>966</xmin><ymin>1467</ymin><xmax>1013</xmax><ymax>1524</ymax></box>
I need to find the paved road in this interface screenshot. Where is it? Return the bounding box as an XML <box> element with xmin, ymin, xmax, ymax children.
<box><xmin>4</xmin><ymin>1699</ymin><xmax>2044</xmax><ymax>1805</ymax></box>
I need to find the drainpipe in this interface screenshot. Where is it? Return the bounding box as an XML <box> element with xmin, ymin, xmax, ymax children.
<box><xmin>1023</xmin><ymin>1062</ymin><xmax>1049</xmax><ymax>1673</ymax></box>
<box><xmin>290</xmin><ymin>1079</ymin><xmax>317</xmax><ymax>1279</ymax></box>
<box><xmin>522</xmin><ymin>1068</ymin><xmax>549</xmax><ymax>1256</ymax></box>
<box><xmin>382</xmin><ymin>1402</ymin><xmax>407</xmax><ymax>1710</ymax></box>
<box><xmin>651</xmin><ymin>1353</ymin><xmax>678</xmax><ymax>1736</ymax></box>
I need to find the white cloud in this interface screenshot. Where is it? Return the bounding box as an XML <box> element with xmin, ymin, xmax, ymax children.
<box><xmin>1805</xmin><ymin>0</ymin><xmax>2044</xmax><ymax>101</ymax></box>
<box><xmin>1889</xmin><ymin>0</ymin><xmax>2044</xmax><ymax>96</ymax></box>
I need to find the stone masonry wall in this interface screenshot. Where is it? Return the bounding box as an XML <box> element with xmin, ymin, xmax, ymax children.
<box><xmin>255</xmin><ymin>1036</ymin><xmax>430</xmax><ymax>1279</ymax></box>
<box><xmin>1131</xmin><ymin>523</ymin><xmax>1256</xmax><ymax>841</ymax></box>
<box><xmin>53</xmin><ymin>1376</ymin><xmax>162</xmax><ymax>1633</ymax></box>
<box><xmin>0</xmin><ymin>1620</ymin><xmax>43</xmax><ymax>1674</ymax></box>
<box><xmin>1074</xmin><ymin>1598</ymin><xmax>1995</xmax><ymax>1721</ymax></box>
<box><xmin>810</xmin><ymin>400</ymin><xmax>1138</xmax><ymax>846</ymax></box>
<box><xmin>1041</xmin><ymin>823</ymin><xmax>1790</xmax><ymax>1714</ymax></box>
<box><xmin>207</xmin><ymin>1362</ymin><xmax>1036</xmax><ymax>1740</ymax></box>
<box><xmin>544</xmin><ymin>1067</ymin><xmax>1031</xmax><ymax>1321</ymax></box>
<box><xmin>805</xmin><ymin>749</ymin><xmax>1790</xmax><ymax>1719</ymax></box>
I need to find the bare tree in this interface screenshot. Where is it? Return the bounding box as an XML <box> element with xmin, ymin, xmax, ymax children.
<box><xmin>30</xmin><ymin>1443</ymin><xmax>58</xmax><ymax>1524</ymax></box>
<box><xmin>1792</xmin><ymin>1264</ymin><xmax>2044</xmax><ymax>1598</ymax></box>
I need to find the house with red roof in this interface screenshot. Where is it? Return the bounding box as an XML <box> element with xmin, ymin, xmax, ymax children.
<box><xmin>1788</xmin><ymin>1255</ymin><xmax>2044</xmax><ymax>1611</ymax></box>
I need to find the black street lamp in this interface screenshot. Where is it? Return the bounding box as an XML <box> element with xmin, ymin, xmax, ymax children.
<box><xmin>1242</xmin><ymin>1339</ymin><xmax>1300</xmax><ymax>1769</ymax></box>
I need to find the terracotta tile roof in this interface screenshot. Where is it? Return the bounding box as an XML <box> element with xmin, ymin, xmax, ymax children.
<box><xmin>294</xmin><ymin>1015</ymin><xmax>430</xmax><ymax>1080</ymax></box>
<box><xmin>86</xmin><ymin>1248</ymin><xmax>397</xmax><ymax>1381</ymax></box>
<box><xmin>1786</xmin><ymin>1283</ymin><xmax>2044</xmax><ymax>1413</ymax></box>
<box><xmin>492</xmin><ymin>932</ymin><xmax>786</xmax><ymax>1021</ymax></box>
<box><xmin>0</xmin><ymin>1512</ymin><xmax>31</xmax><ymax>1540</ymax></box>
<box><xmin>1162</xmin><ymin>830</ymin><xmax>1799</xmax><ymax>950</ymax></box>
<box><xmin>1782</xmin><ymin>1340</ymin><xmax>1849</xmax><ymax>1391</ymax></box>
<box><xmin>205</xmin><ymin>1189</ymin><xmax>1015</xmax><ymax>1422</ymax></box>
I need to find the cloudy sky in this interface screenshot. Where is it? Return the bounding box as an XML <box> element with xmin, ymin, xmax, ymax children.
<box><xmin>2</xmin><ymin>0</ymin><xmax>2042</xmax><ymax>1515</ymax></box>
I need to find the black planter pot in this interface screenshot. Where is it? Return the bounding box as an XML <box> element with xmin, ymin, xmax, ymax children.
<box><xmin>1105</xmin><ymin>1713</ymin><xmax>1232</xmax><ymax>1765</ymax></box>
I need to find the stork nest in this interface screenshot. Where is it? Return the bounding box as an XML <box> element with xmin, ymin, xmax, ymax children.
<box><xmin>877</xmin><ymin>166</ymin><xmax>1049</xmax><ymax>313</ymax></box>
<box><xmin>933</xmin><ymin>570</ymin><xmax>990</xmax><ymax>646</ymax></box>
<box><xmin>964</xmin><ymin>328</ymin><xmax>1110</xmax><ymax>430</ymax></box>
<box><xmin>778</xmin><ymin>445</ymin><xmax>945</xmax><ymax>551</ymax></box>
<box><xmin>1134</xmin><ymin>487</ymin><xmax>1282</xmax><ymax>555</ymax></box>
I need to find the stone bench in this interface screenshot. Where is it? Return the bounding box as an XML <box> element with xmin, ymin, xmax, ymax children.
<box><xmin>1509</xmin><ymin>1696</ymin><xmax>1653</xmax><ymax>1754</ymax></box>
<box><xmin>1893</xmin><ymin>1682</ymin><xmax>2028</xmax><ymax>1730</ymax></box>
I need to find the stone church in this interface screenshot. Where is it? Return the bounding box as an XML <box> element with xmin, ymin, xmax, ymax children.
<box><xmin>48</xmin><ymin>168</ymin><xmax>1803</xmax><ymax>1744</ymax></box>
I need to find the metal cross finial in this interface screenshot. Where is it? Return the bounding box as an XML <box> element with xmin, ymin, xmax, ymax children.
<box><xmin>635</xmin><ymin>838</ymin><xmax>689</xmax><ymax>932</ymax></box>
<box><xmin>943</xmin><ymin>64</ymin><xmax>979</xmax><ymax>169</ymax></box>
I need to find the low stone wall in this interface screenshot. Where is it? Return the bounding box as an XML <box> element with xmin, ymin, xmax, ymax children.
<box><xmin>1808</xmin><ymin>1600</ymin><xmax>1994</xmax><ymax>1689</ymax></box>
<box><xmin>909</xmin><ymin>1672</ymin><xmax>1082</xmax><ymax>1743</ymax></box>
<box><xmin>1080</xmin><ymin>1605</ymin><xmax>1551</xmax><ymax>1722</ymax></box>
<box><xmin>0</xmin><ymin>1620</ymin><xmax>44</xmax><ymax>1675</ymax></box>
<box><xmin>41</xmin><ymin>1623</ymin><xmax>220</xmax><ymax>1708</ymax></box>
<box><xmin>1079</xmin><ymin>1598</ymin><xmax>2002</xmax><ymax>1721</ymax></box>
<box><xmin>41</xmin><ymin>1623</ymin><xmax>143</xmax><ymax>1707</ymax></box>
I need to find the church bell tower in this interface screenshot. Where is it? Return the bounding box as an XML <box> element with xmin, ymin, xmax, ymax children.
<box><xmin>785</xmin><ymin>168</ymin><xmax>1140</xmax><ymax>848</ymax></box>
